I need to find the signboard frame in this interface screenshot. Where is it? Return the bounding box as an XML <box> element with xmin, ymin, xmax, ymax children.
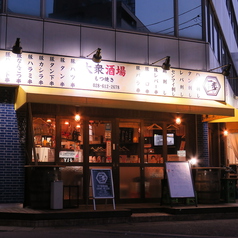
<box><xmin>0</xmin><ymin>50</ymin><xmax>225</xmax><ymax>102</ymax></box>
<box><xmin>90</xmin><ymin>169</ymin><xmax>115</xmax><ymax>210</ymax></box>
<box><xmin>165</xmin><ymin>161</ymin><xmax>197</xmax><ymax>206</ymax></box>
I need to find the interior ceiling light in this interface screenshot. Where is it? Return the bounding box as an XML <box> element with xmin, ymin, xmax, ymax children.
<box><xmin>86</xmin><ymin>48</ymin><xmax>102</xmax><ymax>63</ymax></box>
<box><xmin>209</xmin><ymin>64</ymin><xmax>231</xmax><ymax>77</ymax></box>
<box><xmin>175</xmin><ymin>117</ymin><xmax>181</xmax><ymax>125</ymax></box>
<box><xmin>12</xmin><ymin>38</ymin><xmax>22</xmax><ymax>54</ymax></box>
<box><xmin>152</xmin><ymin>56</ymin><xmax>171</xmax><ymax>70</ymax></box>
<box><xmin>75</xmin><ymin>114</ymin><xmax>81</xmax><ymax>122</ymax></box>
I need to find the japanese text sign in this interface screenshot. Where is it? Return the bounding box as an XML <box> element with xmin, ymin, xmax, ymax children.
<box><xmin>0</xmin><ymin>51</ymin><xmax>224</xmax><ymax>101</ymax></box>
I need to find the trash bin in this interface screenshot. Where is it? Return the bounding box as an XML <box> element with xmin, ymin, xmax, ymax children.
<box><xmin>51</xmin><ymin>181</ymin><xmax>63</xmax><ymax>209</ymax></box>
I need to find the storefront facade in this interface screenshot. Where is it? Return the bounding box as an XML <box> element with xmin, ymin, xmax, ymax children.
<box><xmin>0</xmin><ymin>53</ymin><xmax>234</xmax><ymax>208</ymax></box>
<box><xmin>0</xmin><ymin>0</ymin><xmax>237</xmax><ymax>208</ymax></box>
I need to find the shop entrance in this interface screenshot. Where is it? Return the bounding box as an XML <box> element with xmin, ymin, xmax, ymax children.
<box><xmin>118</xmin><ymin>119</ymin><xmax>142</xmax><ymax>200</ymax></box>
<box><xmin>86</xmin><ymin>118</ymin><xmax>166</xmax><ymax>202</ymax></box>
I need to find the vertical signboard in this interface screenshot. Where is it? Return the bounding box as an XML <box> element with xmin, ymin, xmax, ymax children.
<box><xmin>105</xmin><ymin>123</ymin><xmax>112</xmax><ymax>163</ymax></box>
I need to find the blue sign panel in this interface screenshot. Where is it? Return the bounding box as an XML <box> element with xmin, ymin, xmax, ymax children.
<box><xmin>91</xmin><ymin>169</ymin><xmax>114</xmax><ymax>199</ymax></box>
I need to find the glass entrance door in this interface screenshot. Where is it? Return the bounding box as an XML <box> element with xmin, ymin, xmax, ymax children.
<box><xmin>87</xmin><ymin>119</ymin><xmax>114</xmax><ymax>201</ymax></box>
<box><xmin>88</xmin><ymin>120</ymin><xmax>112</xmax><ymax>164</ymax></box>
<box><xmin>87</xmin><ymin>119</ymin><xmax>164</xmax><ymax>201</ymax></box>
<box><xmin>118</xmin><ymin>119</ymin><xmax>142</xmax><ymax>199</ymax></box>
<box><xmin>87</xmin><ymin>118</ymin><xmax>143</xmax><ymax>201</ymax></box>
<box><xmin>143</xmin><ymin>121</ymin><xmax>165</xmax><ymax>200</ymax></box>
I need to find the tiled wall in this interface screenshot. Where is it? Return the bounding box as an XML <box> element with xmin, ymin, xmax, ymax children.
<box><xmin>197</xmin><ymin>115</ymin><xmax>209</xmax><ymax>166</ymax></box>
<box><xmin>0</xmin><ymin>87</ymin><xmax>25</xmax><ymax>203</ymax></box>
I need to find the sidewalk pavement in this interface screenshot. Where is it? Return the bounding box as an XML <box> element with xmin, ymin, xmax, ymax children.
<box><xmin>1</xmin><ymin>201</ymin><xmax>238</xmax><ymax>227</ymax></box>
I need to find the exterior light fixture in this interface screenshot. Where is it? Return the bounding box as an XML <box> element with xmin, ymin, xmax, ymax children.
<box><xmin>222</xmin><ymin>64</ymin><xmax>231</xmax><ymax>76</ymax></box>
<box><xmin>209</xmin><ymin>64</ymin><xmax>231</xmax><ymax>77</ymax></box>
<box><xmin>189</xmin><ymin>157</ymin><xmax>197</xmax><ymax>166</ymax></box>
<box><xmin>152</xmin><ymin>56</ymin><xmax>171</xmax><ymax>70</ymax></box>
<box><xmin>86</xmin><ymin>48</ymin><xmax>102</xmax><ymax>63</ymax></box>
<box><xmin>224</xmin><ymin>130</ymin><xmax>228</xmax><ymax>136</ymax></box>
<box><xmin>12</xmin><ymin>38</ymin><xmax>22</xmax><ymax>54</ymax></box>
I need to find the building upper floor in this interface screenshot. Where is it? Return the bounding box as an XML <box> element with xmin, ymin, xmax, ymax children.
<box><xmin>0</xmin><ymin>1</ymin><xmax>236</xmax><ymax>45</ymax></box>
<box><xmin>0</xmin><ymin>0</ymin><xmax>237</xmax><ymax>93</ymax></box>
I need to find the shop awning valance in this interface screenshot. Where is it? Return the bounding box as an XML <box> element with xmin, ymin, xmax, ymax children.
<box><xmin>15</xmin><ymin>85</ymin><xmax>234</xmax><ymax>117</ymax></box>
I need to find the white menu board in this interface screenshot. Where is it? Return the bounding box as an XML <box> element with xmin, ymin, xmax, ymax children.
<box><xmin>165</xmin><ymin>162</ymin><xmax>195</xmax><ymax>198</ymax></box>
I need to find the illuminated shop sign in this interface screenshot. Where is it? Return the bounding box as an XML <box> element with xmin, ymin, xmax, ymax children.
<box><xmin>59</xmin><ymin>151</ymin><xmax>79</xmax><ymax>163</ymax></box>
<box><xmin>0</xmin><ymin>51</ymin><xmax>224</xmax><ymax>101</ymax></box>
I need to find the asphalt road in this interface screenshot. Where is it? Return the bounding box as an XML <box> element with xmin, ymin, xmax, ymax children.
<box><xmin>1</xmin><ymin>218</ymin><xmax>238</xmax><ymax>238</ymax></box>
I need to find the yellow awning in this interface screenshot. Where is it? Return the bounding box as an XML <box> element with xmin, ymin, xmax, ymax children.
<box><xmin>15</xmin><ymin>85</ymin><xmax>234</xmax><ymax>117</ymax></box>
<box><xmin>207</xmin><ymin>106</ymin><xmax>238</xmax><ymax>123</ymax></box>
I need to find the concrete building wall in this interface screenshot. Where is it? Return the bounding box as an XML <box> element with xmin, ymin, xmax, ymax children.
<box><xmin>0</xmin><ymin>16</ymin><xmax>208</xmax><ymax>71</ymax></box>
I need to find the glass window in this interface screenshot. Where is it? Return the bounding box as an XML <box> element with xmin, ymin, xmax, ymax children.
<box><xmin>7</xmin><ymin>0</ymin><xmax>41</xmax><ymax>16</ymax></box>
<box><xmin>59</xmin><ymin>166</ymin><xmax>83</xmax><ymax>206</ymax></box>
<box><xmin>45</xmin><ymin>0</ymin><xmax>54</xmax><ymax>17</ymax></box>
<box><xmin>117</xmin><ymin>0</ymin><xmax>174</xmax><ymax>35</ymax></box>
<box><xmin>0</xmin><ymin>0</ymin><xmax>3</xmax><ymax>12</ymax></box>
<box><xmin>167</xmin><ymin>122</ymin><xmax>186</xmax><ymax>162</ymax></box>
<box><xmin>45</xmin><ymin>0</ymin><xmax>112</xmax><ymax>27</ymax></box>
<box><xmin>221</xmin><ymin>41</ymin><xmax>227</xmax><ymax>66</ymax></box>
<box><xmin>144</xmin><ymin>122</ymin><xmax>164</xmax><ymax>164</ymax></box>
<box><xmin>145</xmin><ymin>167</ymin><xmax>164</xmax><ymax>198</ymax></box>
<box><xmin>213</xmin><ymin>22</ymin><xmax>219</xmax><ymax>61</ymax></box>
<box><xmin>143</xmin><ymin>120</ymin><xmax>186</xmax><ymax>163</ymax></box>
<box><xmin>60</xmin><ymin>118</ymin><xmax>83</xmax><ymax>163</ymax></box>
<box><xmin>89</xmin><ymin>120</ymin><xmax>112</xmax><ymax>163</ymax></box>
<box><xmin>226</xmin><ymin>0</ymin><xmax>238</xmax><ymax>47</ymax></box>
<box><xmin>178</xmin><ymin>0</ymin><xmax>202</xmax><ymax>39</ymax></box>
<box><xmin>120</xmin><ymin>167</ymin><xmax>140</xmax><ymax>198</ymax></box>
<box><xmin>119</xmin><ymin>120</ymin><xmax>140</xmax><ymax>163</ymax></box>
<box><xmin>33</xmin><ymin>117</ymin><xmax>56</xmax><ymax>162</ymax></box>
<box><xmin>208</xmin><ymin>7</ymin><xmax>214</xmax><ymax>47</ymax></box>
